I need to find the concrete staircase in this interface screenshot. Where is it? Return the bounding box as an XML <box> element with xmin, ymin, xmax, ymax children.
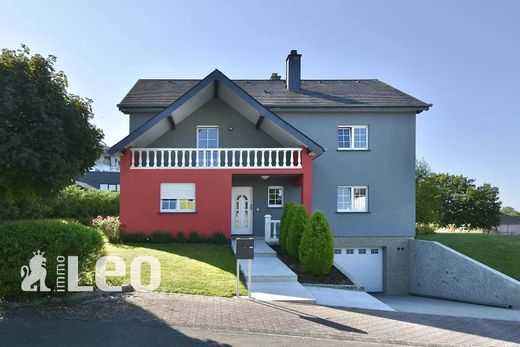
<box><xmin>232</xmin><ymin>238</ymin><xmax>315</xmax><ymax>303</ymax></box>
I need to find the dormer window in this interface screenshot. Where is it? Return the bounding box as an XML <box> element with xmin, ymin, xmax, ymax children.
<box><xmin>338</xmin><ymin>125</ymin><xmax>368</xmax><ymax>150</ymax></box>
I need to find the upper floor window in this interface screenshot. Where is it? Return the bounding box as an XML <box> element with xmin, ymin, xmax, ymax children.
<box><xmin>337</xmin><ymin>125</ymin><xmax>368</xmax><ymax>150</ymax></box>
<box><xmin>337</xmin><ymin>186</ymin><xmax>368</xmax><ymax>212</ymax></box>
<box><xmin>268</xmin><ymin>186</ymin><xmax>284</xmax><ymax>207</ymax></box>
<box><xmin>160</xmin><ymin>183</ymin><xmax>195</xmax><ymax>213</ymax></box>
<box><xmin>197</xmin><ymin>126</ymin><xmax>219</xmax><ymax>166</ymax></box>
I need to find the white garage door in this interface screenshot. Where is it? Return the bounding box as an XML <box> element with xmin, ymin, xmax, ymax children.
<box><xmin>333</xmin><ymin>247</ymin><xmax>383</xmax><ymax>292</ymax></box>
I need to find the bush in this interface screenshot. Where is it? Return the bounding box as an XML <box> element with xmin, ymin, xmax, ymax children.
<box><xmin>208</xmin><ymin>232</ymin><xmax>228</xmax><ymax>244</ymax></box>
<box><xmin>299</xmin><ymin>211</ymin><xmax>334</xmax><ymax>276</ymax></box>
<box><xmin>0</xmin><ymin>185</ymin><xmax>119</xmax><ymax>222</ymax></box>
<box><xmin>149</xmin><ymin>231</ymin><xmax>174</xmax><ymax>244</ymax></box>
<box><xmin>415</xmin><ymin>223</ymin><xmax>436</xmax><ymax>235</ymax></box>
<box><xmin>52</xmin><ymin>186</ymin><xmax>119</xmax><ymax>219</ymax></box>
<box><xmin>176</xmin><ymin>231</ymin><xmax>186</xmax><ymax>243</ymax></box>
<box><xmin>92</xmin><ymin>216</ymin><xmax>121</xmax><ymax>243</ymax></box>
<box><xmin>286</xmin><ymin>205</ymin><xmax>309</xmax><ymax>260</ymax></box>
<box><xmin>0</xmin><ymin>219</ymin><xmax>105</xmax><ymax>300</ymax></box>
<box><xmin>187</xmin><ymin>231</ymin><xmax>202</xmax><ymax>243</ymax></box>
<box><xmin>279</xmin><ymin>203</ymin><xmax>296</xmax><ymax>252</ymax></box>
<box><xmin>121</xmin><ymin>231</ymin><xmax>147</xmax><ymax>243</ymax></box>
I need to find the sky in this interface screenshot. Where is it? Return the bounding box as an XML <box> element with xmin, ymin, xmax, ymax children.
<box><xmin>1</xmin><ymin>0</ymin><xmax>519</xmax><ymax>209</ymax></box>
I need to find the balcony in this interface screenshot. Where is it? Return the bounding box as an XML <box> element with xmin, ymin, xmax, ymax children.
<box><xmin>129</xmin><ymin>148</ymin><xmax>303</xmax><ymax>169</ymax></box>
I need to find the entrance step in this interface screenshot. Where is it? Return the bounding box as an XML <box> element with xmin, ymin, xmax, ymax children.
<box><xmin>239</xmin><ymin>257</ymin><xmax>297</xmax><ymax>282</ymax></box>
<box><xmin>250</xmin><ymin>281</ymin><xmax>316</xmax><ymax>303</ymax></box>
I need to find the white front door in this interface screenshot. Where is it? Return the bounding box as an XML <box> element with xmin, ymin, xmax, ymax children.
<box><xmin>231</xmin><ymin>187</ymin><xmax>253</xmax><ymax>235</ymax></box>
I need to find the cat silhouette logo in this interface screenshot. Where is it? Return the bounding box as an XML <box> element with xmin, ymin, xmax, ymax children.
<box><xmin>20</xmin><ymin>250</ymin><xmax>51</xmax><ymax>292</ymax></box>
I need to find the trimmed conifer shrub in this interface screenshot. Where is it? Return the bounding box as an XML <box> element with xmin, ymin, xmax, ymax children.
<box><xmin>279</xmin><ymin>203</ymin><xmax>295</xmax><ymax>252</ymax></box>
<box><xmin>299</xmin><ymin>211</ymin><xmax>334</xmax><ymax>276</ymax></box>
<box><xmin>286</xmin><ymin>205</ymin><xmax>309</xmax><ymax>259</ymax></box>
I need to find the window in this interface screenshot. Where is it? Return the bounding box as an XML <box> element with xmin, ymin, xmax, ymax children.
<box><xmin>160</xmin><ymin>183</ymin><xmax>195</xmax><ymax>213</ymax></box>
<box><xmin>100</xmin><ymin>184</ymin><xmax>119</xmax><ymax>192</ymax></box>
<box><xmin>371</xmin><ymin>249</ymin><xmax>379</xmax><ymax>254</ymax></box>
<box><xmin>338</xmin><ymin>125</ymin><xmax>368</xmax><ymax>150</ymax></box>
<box><xmin>337</xmin><ymin>186</ymin><xmax>368</xmax><ymax>212</ymax></box>
<box><xmin>358</xmin><ymin>249</ymin><xmax>367</xmax><ymax>254</ymax></box>
<box><xmin>334</xmin><ymin>249</ymin><xmax>342</xmax><ymax>255</ymax></box>
<box><xmin>268</xmin><ymin>186</ymin><xmax>284</xmax><ymax>207</ymax></box>
<box><xmin>346</xmin><ymin>249</ymin><xmax>354</xmax><ymax>254</ymax></box>
<box><xmin>197</xmin><ymin>126</ymin><xmax>219</xmax><ymax>166</ymax></box>
<box><xmin>100</xmin><ymin>184</ymin><xmax>109</xmax><ymax>191</ymax></box>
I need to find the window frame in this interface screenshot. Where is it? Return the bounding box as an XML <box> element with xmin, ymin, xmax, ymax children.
<box><xmin>196</xmin><ymin>126</ymin><xmax>219</xmax><ymax>149</ymax></box>
<box><xmin>337</xmin><ymin>125</ymin><xmax>369</xmax><ymax>150</ymax></box>
<box><xmin>160</xmin><ymin>183</ymin><xmax>196</xmax><ymax>213</ymax></box>
<box><xmin>267</xmin><ymin>186</ymin><xmax>284</xmax><ymax>208</ymax></box>
<box><xmin>337</xmin><ymin>185</ymin><xmax>369</xmax><ymax>213</ymax></box>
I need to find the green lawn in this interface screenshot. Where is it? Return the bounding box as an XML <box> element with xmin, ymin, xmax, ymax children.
<box><xmin>106</xmin><ymin>243</ymin><xmax>247</xmax><ymax>297</ymax></box>
<box><xmin>417</xmin><ymin>233</ymin><xmax>520</xmax><ymax>281</ymax></box>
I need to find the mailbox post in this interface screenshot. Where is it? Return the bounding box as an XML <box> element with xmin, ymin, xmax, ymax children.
<box><xmin>235</xmin><ymin>238</ymin><xmax>254</xmax><ymax>297</ymax></box>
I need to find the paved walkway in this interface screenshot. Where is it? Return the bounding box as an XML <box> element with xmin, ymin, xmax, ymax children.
<box><xmin>3</xmin><ymin>292</ymin><xmax>520</xmax><ymax>346</ymax></box>
<box><xmin>375</xmin><ymin>294</ymin><xmax>520</xmax><ymax>322</ymax></box>
<box><xmin>231</xmin><ymin>239</ymin><xmax>315</xmax><ymax>303</ymax></box>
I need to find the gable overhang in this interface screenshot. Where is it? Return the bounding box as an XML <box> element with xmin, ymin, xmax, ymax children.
<box><xmin>109</xmin><ymin>70</ymin><xmax>325</xmax><ymax>156</ymax></box>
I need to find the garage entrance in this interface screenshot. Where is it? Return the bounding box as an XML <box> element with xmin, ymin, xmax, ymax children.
<box><xmin>333</xmin><ymin>247</ymin><xmax>383</xmax><ymax>292</ymax></box>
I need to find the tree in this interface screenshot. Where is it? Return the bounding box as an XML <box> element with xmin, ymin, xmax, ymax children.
<box><xmin>279</xmin><ymin>203</ymin><xmax>295</xmax><ymax>252</ymax></box>
<box><xmin>286</xmin><ymin>204</ymin><xmax>309</xmax><ymax>260</ymax></box>
<box><xmin>299</xmin><ymin>211</ymin><xmax>334</xmax><ymax>276</ymax></box>
<box><xmin>415</xmin><ymin>159</ymin><xmax>442</xmax><ymax>223</ymax></box>
<box><xmin>0</xmin><ymin>46</ymin><xmax>103</xmax><ymax>200</ymax></box>
<box><xmin>501</xmin><ymin>206</ymin><xmax>520</xmax><ymax>218</ymax></box>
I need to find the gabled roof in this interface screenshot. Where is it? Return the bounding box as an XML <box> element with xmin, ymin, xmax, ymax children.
<box><xmin>109</xmin><ymin>70</ymin><xmax>325</xmax><ymax>155</ymax></box>
<box><xmin>500</xmin><ymin>213</ymin><xmax>520</xmax><ymax>225</ymax></box>
<box><xmin>118</xmin><ymin>79</ymin><xmax>431</xmax><ymax>111</ymax></box>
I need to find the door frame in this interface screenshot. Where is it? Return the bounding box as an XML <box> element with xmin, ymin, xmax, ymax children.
<box><xmin>231</xmin><ymin>186</ymin><xmax>253</xmax><ymax>235</ymax></box>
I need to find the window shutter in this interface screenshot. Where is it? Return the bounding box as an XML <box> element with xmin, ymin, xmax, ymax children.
<box><xmin>161</xmin><ymin>183</ymin><xmax>195</xmax><ymax>200</ymax></box>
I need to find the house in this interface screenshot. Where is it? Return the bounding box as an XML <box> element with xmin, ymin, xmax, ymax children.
<box><xmin>497</xmin><ymin>213</ymin><xmax>520</xmax><ymax>235</ymax></box>
<box><xmin>109</xmin><ymin>50</ymin><xmax>431</xmax><ymax>294</ymax></box>
<box><xmin>77</xmin><ymin>145</ymin><xmax>120</xmax><ymax>191</ymax></box>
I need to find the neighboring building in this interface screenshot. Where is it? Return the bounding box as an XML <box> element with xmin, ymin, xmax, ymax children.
<box><xmin>76</xmin><ymin>146</ymin><xmax>120</xmax><ymax>191</ymax></box>
<box><xmin>497</xmin><ymin>213</ymin><xmax>520</xmax><ymax>234</ymax></box>
<box><xmin>109</xmin><ymin>50</ymin><xmax>431</xmax><ymax>293</ymax></box>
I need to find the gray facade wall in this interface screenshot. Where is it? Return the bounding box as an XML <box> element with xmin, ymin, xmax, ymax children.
<box><xmin>278</xmin><ymin>111</ymin><xmax>416</xmax><ymax>238</ymax></box>
<box><xmin>149</xmin><ymin>99</ymin><xmax>282</xmax><ymax>148</ymax></box>
<box><xmin>409</xmin><ymin>240</ymin><xmax>520</xmax><ymax>308</ymax></box>
<box><xmin>232</xmin><ymin>175</ymin><xmax>301</xmax><ymax>236</ymax></box>
<box><xmin>130</xmin><ymin>112</ymin><xmax>156</xmax><ymax>133</ymax></box>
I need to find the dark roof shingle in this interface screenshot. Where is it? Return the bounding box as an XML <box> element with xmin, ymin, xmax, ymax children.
<box><xmin>118</xmin><ymin>79</ymin><xmax>431</xmax><ymax>111</ymax></box>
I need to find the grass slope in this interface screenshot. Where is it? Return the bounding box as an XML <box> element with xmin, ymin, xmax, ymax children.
<box><xmin>417</xmin><ymin>234</ymin><xmax>520</xmax><ymax>281</ymax></box>
<box><xmin>106</xmin><ymin>243</ymin><xmax>247</xmax><ymax>297</ymax></box>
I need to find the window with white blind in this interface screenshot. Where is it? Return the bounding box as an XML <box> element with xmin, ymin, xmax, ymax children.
<box><xmin>160</xmin><ymin>183</ymin><xmax>196</xmax><ymax>213</ymax></box>
<box><xmin>337</xmin><ymin>186</ymin><xmax>368</xmax><ymax>212</ymax></box>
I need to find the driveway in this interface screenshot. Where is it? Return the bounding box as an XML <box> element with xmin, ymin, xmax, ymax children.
<box><xmin>2</xmin><ymin>292</ymin><xmax>520</xmax><ymax>346</ymax></box>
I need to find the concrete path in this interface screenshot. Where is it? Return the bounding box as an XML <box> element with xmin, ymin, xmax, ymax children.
<box><xmin>305</xmin><ymin>286</ymin><xmax>394</xmax><ymax>312</ymax></box>
<box><xmin>375</xmin><ymin>294</ymin><xmax>520</xmax><ymax>322</ymax></box>
<box><xmin>231</xmin><ymin>238</ymin><xmax>316</xmax><ymax>303</ymax></box>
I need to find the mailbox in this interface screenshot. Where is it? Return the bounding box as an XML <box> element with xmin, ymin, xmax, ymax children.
<box><xmin>235</xmin><ymin>238</ymin><xmax>254</xmax><ymax>259</ymax></box>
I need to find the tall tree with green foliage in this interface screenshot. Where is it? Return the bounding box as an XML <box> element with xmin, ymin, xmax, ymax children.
<box><xmin>279</xmin><ymin>203</ymin><xmax>295</xmax><ymax>252</ymax></box>
<box><xmin>299</xmin><ymin>211</ymin><xmax>334</xmax><ymax>276</ymax></box>
<box><xmin>415</xmin><ymin>159</ymin><xmax>442</xmax><ymax>223</ymax></box>
<box><xmin>0</xmin><ymin>46</ymin><xmax>103</xmax><ymax>208</ymax></box>
<box><xmin>286</xmin><ymin>205</ymin><xmax>309</xmax><ymax>260</ymax></box>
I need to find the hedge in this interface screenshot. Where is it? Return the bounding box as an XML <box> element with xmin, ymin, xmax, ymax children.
<box><xmin>0</xmin><ymin>185</ymin><xmax>119</xmax><ymax>223</ymax></box>
<box><xmin>279</xmin><ymin>203</ymin><xmax>296</xmax><ymax>252</ymax></box>
<box><xmin>0</xmin><ymin>219</ymin><xmax>105</xmax><ymax>299</ymax></box>
<box><xmin>299</xmin><ymin>211</ymin><xmax>334</xmax><ymax>276</ymax></box>
<box><xmin>286</xmin><ymin>205</ymin><xmax>309</xmax><ymax>260</ymax></box>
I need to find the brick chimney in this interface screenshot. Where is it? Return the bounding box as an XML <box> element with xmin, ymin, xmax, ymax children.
<box><xmin>286</xmin><ymin>50</ymin><xmax>301</xmax><ymax>91</ymax></box>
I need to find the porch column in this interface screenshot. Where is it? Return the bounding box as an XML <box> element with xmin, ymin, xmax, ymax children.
<box><xmin>300</xmin><ymin>147</ymin><xmax>313</xmax><ymax>213</ymax></box>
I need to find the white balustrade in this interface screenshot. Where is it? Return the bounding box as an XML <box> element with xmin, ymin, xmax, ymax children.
<box><xmin>264</xmin><ymin>214</ymin><xmax>281</xmax><ymax>244</ymax></box>
<box><xmin>129</xmin><ymin>148</ymin><xmax>303</xmax><ymax>169</ymax></box>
